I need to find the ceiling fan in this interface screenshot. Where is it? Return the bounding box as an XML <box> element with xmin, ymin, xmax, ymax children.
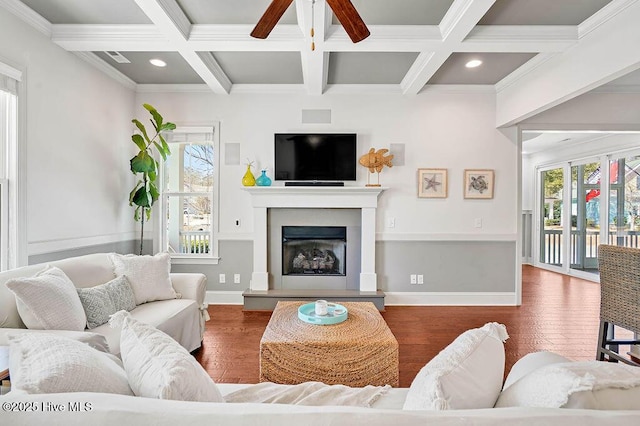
<box><xmin>251</xmin><ymin>0</ymin><xmax>370</xmax><ymax>44</ymax></box>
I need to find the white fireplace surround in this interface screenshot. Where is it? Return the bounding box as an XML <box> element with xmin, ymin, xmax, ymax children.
<box><xmin>243</xmin><ymin>187</ymin><xmax>385</xmax><ymax>292</ymax></box>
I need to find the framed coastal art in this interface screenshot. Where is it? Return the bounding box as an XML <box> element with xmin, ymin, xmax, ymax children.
<box><xmin>464</xmin><ymin>169</ymin><xmax>494</xmax><ymax>199</ymax></box>
<box><xmin>418</xmin><ymin>168</ymin><xmax>448</xmax><ymax>198</ymax></box>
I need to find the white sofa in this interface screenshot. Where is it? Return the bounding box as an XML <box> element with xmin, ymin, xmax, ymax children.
<box><xmin>1</xmin><ymin>386</ymin><xmax>640</xmax><ymax>425</ymax></box>
<box><xmin>0</xmin><ymin>253</ymin><xmax>208</xmax><ymax>354</ymax></box>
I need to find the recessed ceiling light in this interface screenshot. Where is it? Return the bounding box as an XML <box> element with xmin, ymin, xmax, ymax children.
<box><xmin>465</xmin><ymin>59</ymin><xmax>482</xmax><ymax>68</ymax></box>
<box><xmin>149</xmin><ymin>59</ymin><xmax>167</xmax><ymax>67</ymax></box>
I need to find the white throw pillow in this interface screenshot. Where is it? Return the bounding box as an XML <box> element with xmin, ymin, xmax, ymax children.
<box><xmin>109</xmin><ymin>311</ymin><xmax>224</xmax><ymax>402</ymax></box>
<box><xmin>403</xmin><ymin>322</ymin><xmax>509</xmax><ymax>410</ymax></box>
<box><xmin>8</xmin><ymin>333</ymin><xmax>133</xmax><ymax>395</ymax></box>
<box><xmin>502</xmin><ymin>351</ymin><xmax>572</xmax><ymax>390</ymax></box>
<box><xmin>109</xmin><ymin>253</ymin><xmax>177</xmax><ymax>305</ymax></box>
<box><xmin>6</xmin><ymin>266</ymin><xmax>86</xmax><ymax>331</ymax></box>
<box><xmin>496</xmin><ymin>360</ymin><xmax>640</xmax><ymax>410</ymax></box>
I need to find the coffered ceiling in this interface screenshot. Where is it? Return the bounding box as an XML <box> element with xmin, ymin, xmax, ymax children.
<box><xmin>3</xmin><ymin>0</ymin><xmax>627</xmax><ymax>95</ymax></box>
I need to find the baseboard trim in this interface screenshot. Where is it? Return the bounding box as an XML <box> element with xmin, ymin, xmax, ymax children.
<box><xmin>384</xmin><ymin>291</ymin><xmax>518</xmax><ymax>306</ymax></box>
<box><xmin>207</xmin><ymin>290</ymin><xmax>518</xmax><ymax>306</ymax></box>
<box><xmin>206</xmin><ymin>290</ymin><xmax>244</xmax><ymax>305</ymax></box>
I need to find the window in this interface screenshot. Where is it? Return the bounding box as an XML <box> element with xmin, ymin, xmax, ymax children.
<box><xmin>159</xmin><ymin>125</ymin><xmax>219</xmax><ymax>262</ymax></box>
<box><xmin>609</xmin><ymin>153</ymin><xmax>640</xmax><ymax>248</ymax></box>
<box><xmin>0</xmin><ymin>63</ymin><xmax>20</xmax><ymax>270</ymax></box>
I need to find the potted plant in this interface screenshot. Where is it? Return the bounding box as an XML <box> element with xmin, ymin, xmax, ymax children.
<box><xmin>129</xmin><ymin>104</ymin><xmax>175</xmax><ymax>255</ymax></box>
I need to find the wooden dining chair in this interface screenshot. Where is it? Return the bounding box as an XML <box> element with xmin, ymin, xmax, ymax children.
<box><xmin>596</xmin><ymin>244</ymin><xmax>640</xmax><ymax>365</ymax></box>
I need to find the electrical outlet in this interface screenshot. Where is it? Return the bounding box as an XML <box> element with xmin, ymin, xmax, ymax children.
<box><xmin>219</xmin><ymin>273</ymin><xmax>226</xmax><ymax>284</ymax></box>
<box><xmin>234</xmin><ymin>274</ymin><xmax>241</xmax><ymax>284</ymax></box>
<box><xmin>387</xmin><ymin>217</ymin><xmax>395</xmax><ymax>228</ymax></box>
<box><xmin>417</xmin><ymin>274</ymin><xmax>424</xmax><ymax>284</ymax></box>
<box><xmin>410</xmin><ymin>274</ymin><xmax>417</xmax><ymax>284</ymax></box>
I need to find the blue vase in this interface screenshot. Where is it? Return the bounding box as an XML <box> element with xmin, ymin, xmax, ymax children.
<box><xmin>256</xmin><ymin>170</ymin><xmax>272</xmax><ymax>186</ymax></box>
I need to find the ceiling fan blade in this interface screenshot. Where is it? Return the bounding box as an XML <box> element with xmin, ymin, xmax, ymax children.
<box><xmin>326</xmin><ymin>0</ymin><xmax>370</xmax><ymax>43</ymax></box>
<box><xmin>251</xmin><ymin>0</ymin><xmax>294</xmax><ymax>39</ymax></box>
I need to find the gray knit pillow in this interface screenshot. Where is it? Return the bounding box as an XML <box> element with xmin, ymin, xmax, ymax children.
<box><xmin>77</xmin><ymin>275</ymin><xmax>136</xmax><ymax>329</ymax></box>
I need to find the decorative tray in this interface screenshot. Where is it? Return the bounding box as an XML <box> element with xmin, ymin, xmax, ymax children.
<box><xmin>298</xmin><ymin>303</ymin><xmax>348</xmax><ymax>325</ymax></box>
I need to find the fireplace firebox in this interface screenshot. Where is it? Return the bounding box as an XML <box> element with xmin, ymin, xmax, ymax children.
<box><xmin>282</xmin><ymin>226</ymin><xmax>346</xmax><ymax>276</ymax></box>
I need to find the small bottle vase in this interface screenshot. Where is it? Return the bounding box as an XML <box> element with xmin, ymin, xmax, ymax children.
<box><xmin>242</xmin><ymin>165</ymin><xmax>256</xmax><ymax>186</ymax></box>
<box><xmin>256</xmin><ymin>170</ymin><xmax>272</xmax><ymax>186</ymax></box>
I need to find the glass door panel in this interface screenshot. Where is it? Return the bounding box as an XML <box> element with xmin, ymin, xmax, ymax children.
<box><xmin>609</xmin><ymin>155</ymin><xmax>640</xmax><ymax>248</ymax></box>
<box><xmin>570</xmin><ymin>162</ymin><xmax>600</xmax><ymax>272</ymax></box>
<box><xmin>540</xmin><ymin>168</ymin><xmax>564</xmax><ymax>267</ymax></box>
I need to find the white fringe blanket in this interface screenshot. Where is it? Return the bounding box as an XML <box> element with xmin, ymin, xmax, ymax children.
<box><xmin>224</xmin><ymin>382</ymin><xmax>390</xmax><ymax>407</ymax></box>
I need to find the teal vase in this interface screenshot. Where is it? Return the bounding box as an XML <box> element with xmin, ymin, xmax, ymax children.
<box><xmin>256</xmin><ymin>170</ymin><xmax>272</xmax><ymax>186</ymax></box>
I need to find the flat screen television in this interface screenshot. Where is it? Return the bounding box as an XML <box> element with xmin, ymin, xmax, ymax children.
<box><xmin>274</xmin><ymin>133</ymin><xmax>357</xmax><ymax>182</ymax></box>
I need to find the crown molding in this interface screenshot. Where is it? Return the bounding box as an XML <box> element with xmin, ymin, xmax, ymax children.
<box><xmin>136</xmin><ymin>84</ymin><xmax>209</xmax><ymax>93</ymax></box>
<box><xmin>420</xmin><ymin>84</ymin><xmax>495</xmax><ymax>94</ymax></box>
<box><xmin>579</xmin><ymin>0</ymin><xmax>639</xmax><ymax>39</ymax></box>
<box><xmin>73</xmin><ymin>51</ymin><xmax>136</xmax><ymax>90</ymax></box>
<box><xmin>495</xmin><ymin>52</ymin><xmax>559</xmax><ymax>93</ymax></box>
<box><xmin>591</xmin><ymin>84</ymin><xmax>640</xmax><ymax>93</ymax></box>
<box><xmin>230</xmin><ymin>84</ymin><xmax>307</xmax><ymax>95</ymax></box>
<box><xmin>0</xmin><ymin>60</ymin><xmax>21</xmax><ymax>81</ymax></box>
<box><xmin>0</xmin><ymin>0</ymin><xmax>51</xmax><ymax>37</ymax></box>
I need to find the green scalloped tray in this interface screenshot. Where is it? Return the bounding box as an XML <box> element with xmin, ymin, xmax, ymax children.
<box><xmin>298</xmin><ymin>302</ymin><xmax>348</xmax><ymax>325</ymax></box>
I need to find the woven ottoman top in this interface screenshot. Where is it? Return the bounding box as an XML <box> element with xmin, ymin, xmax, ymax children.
<box><xmin>260</xmin><ymin>301</ymin><xmax>399</xmax><ymax>386</ymax></box>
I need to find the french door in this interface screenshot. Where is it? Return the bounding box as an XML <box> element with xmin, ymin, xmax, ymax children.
<box><xmin>537</xmin><ymin>151</ymin><xmax>640</xmax><ymax>276</ymax></box>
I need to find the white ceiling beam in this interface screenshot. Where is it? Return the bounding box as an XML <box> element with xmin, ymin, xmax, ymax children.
<box><xmin>52</xmin><ymin>25</ymin><xmax>170</xmax><ymax>51</ymax></box>
<box><xmin>460</xmin><ymin>26</ymin><xmax>577</xmax><ymax>52</ymax></box>
<box><xmin>296</xmin><ymin>0</ymin><xmax>330</xmax><ymax>95</ymax></box>
<box><xmin>401</xmin><ymin>0</ymin><xmax>497</xmax><ymax>94</ymax></box>
<box><xmin>134</xmin><ymin>0</ymin><xmax>231</xmax><ymax>94</ymax></box>
<box><xmin>325</xmin><ymin>25</ymin><xmax>442</xmax><ymax>52</ymax></box>
<box><xmin>189</xmin><ymin>25</ymin><xmax>303</xmax><ymax>51</ymax></box>
<box><xmin>496</xmin><ymin>0</ymin><xmax>640</xmax><ymax>127</ymax></box>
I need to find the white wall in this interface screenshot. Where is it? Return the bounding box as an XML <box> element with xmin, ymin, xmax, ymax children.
<box><xmin>136</xmin><ymin>91</ymin><xmax>518</xmax><ymax>240</ymax></box>
<box><xmin>0</xmin><ymin>7</ymin><xmax>137</xmax><ymax>258</ymax></box>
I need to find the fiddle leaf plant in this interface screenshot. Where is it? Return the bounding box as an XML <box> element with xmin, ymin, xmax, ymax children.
<box><xmin>129</xmin><ymin>104</ymin><xmax>175</xmax><ymax>255</ymax></box>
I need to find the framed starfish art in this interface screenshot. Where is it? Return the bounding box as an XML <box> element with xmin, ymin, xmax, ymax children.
<box><xmin>418</xmin><ymin>168</ymin><xmax>447</xmax><ymax>198</ymax></box>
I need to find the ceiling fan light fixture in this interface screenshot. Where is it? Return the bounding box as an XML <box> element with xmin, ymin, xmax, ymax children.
<box><xmin>149</xmin><ymin>58</ymin><xmax>167</xmax><ymax>67</ymax></box>
<box><xmin>465</xmin><ymin>59</ymin><xmax>482</xmax><ymax>68</ymax></box>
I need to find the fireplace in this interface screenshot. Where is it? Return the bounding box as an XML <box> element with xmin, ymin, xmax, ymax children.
<box><xmin>243</xmin><ymin>186</ymin><xmax>385</xmax><ymax>292</ymax></box>
<box><xmin>282</xmin><ymin>226</ymin><xmax>347</xmax><ymax>276</ymax></box>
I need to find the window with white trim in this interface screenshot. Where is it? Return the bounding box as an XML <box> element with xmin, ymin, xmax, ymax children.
<box><xmin>159</xmin><ymin>125</ymin><xmax>219</xmax><ymax>261</ymax></box>
<box><xmin>0</xmin><ymin>67</ymin><xmax>19</xmax><ymax>271</ymax></box>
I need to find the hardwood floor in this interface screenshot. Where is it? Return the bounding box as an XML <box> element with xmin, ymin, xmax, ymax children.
<box><xmin>195</xmin><ymin>265</ymin><xmax>603</xmax><ymax>387</ymax></box>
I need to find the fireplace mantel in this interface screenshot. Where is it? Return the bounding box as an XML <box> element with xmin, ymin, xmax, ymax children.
<box><xmin>243</xmin><ymin>186</ymin><xmax>386</xmax><ymax>292</ymax></box>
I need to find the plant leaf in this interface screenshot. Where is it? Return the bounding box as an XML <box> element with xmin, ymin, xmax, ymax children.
<box><xmin>145</xmin><ymin>208</ymin><xmax>152</xmax><ymax>221</ymax></box>
<box><xmin>143</xmin><ymin>104</ymin><xmax>163</xmax><ymax>131</ymax></box>
<box><xmin>149</xmin><ymin>182</ymin><xmax>159</xmax><ymax>203</ymax></box>
<box><xmin>148</xmin><ymin>169</ymin><xmax>157</xmax><ymax>182</ymax></box>
<box><xmin>158</xmin><ymin>134</ymin><xmax>171</xmax><ymax>156</ymax></box>
<box><xmin>131</xmin><ymin>134</ymin><xmax>146</xmax><ymax>151</ymax></box>
<box><xmin>130</xmin><ymin>152</ymin><xmax>155</xmax><ymax>173</ymax></box>
<box><xmin>153</xmin><ymin>142</ymin><xmax>166</xmax><ymax>161</ymax></box>
<box><xmin>160</xmin><ymin>122</ymin><xmax>176</xmax><ymax>132</ymax></box>
<box><xmin>132</xmin><ymin>186</ymin><xmax>152</xmax><ymax>207</ymax></box>
<box><xmin>132</xmin><ymin>119</ymin><xmax>151</xmax><ymax>144</ymax></box>
<box><xmin>129</xmin><ymin>180</ymin><xmax>143</xmax><ymax>204</ymax></box>
<box><xmin>134</xmin><ymin>206</ymin><xmax>140</xmax><ymax>221</ymax></box>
